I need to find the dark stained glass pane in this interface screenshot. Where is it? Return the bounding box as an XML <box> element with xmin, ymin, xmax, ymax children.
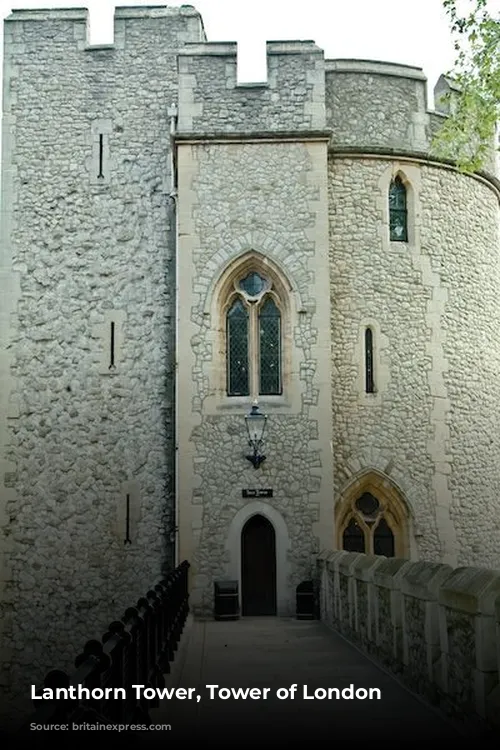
<box><xmin>355</xmin><ymin>492</ymin><xmax>379</xmax><ymax>516</ymax></box>
<box><xmin>239</xmin><ymin>272</ymin><xmax>266</xmax><ymax>297</ymax></box>
<box><xmin>365</xmin><ymin>328</ymin><xmax>374</xmax><ymax>393</ymax></box>
<box><xmin>343</xmin><ymin>518</ymin><xmax>365</xmax><ymax>553</ymax></box>
<box><xmin>227</xmin><ymin>299</ymin><xmax>249</xmax><ymax>396</ymax></box>
<box><xmin>259</xmin><ymin>297</ymin><xmax>281</xmax><ymax>395</ymax></box>
<box><xmin>374</xmin><ymin>517</ymin><xmax>395</xmax><ymax>557</ymax></box>
<box><xmin>389</xmin><ymin>177</ymin><xmax>408</xmax><ymax>242</ymax></box>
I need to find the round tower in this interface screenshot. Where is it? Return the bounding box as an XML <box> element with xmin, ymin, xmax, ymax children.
<box><xmin>326</xmin><ymin>59</ymin><xmax>500</xmax><ymax>567</ymax></box>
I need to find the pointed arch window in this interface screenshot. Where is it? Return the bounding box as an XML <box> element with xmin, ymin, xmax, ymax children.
<box><xmin>389</xmin><ymin>177</ymin><xmax>408</xmax><ymax>242</ymax></box>
<box><xmin>226</xmin><ymin>271</ymin><xmax>282</xmax><ymax>397</ymax></box>
<box><xmin>364</xmin><ymin>327</ymin><xmax>374</xmax><ymax>393</ymax></box>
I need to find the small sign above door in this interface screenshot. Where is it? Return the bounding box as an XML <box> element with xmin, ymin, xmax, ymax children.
<box><xmin>242</xmin><ymin>488</ymin><xmax>273</xmax><ymax>498</ymax></box>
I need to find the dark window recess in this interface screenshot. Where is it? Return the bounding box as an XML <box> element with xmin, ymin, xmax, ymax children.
<box><xmin>373</xmin><ymin>518</ymin><xmax>395</xmax><ymax>557</ymax></box>
<box><xmin>259</xmin><ymin>297</ymin><xmax>281</xmax><ymax>395</ymax></box>
<box><xmin>109</xmin><ymin>322</ymin><xmax>115</xmax><ymax>370</ymax></box>
<box><xmin>227</xmin><ymin>299</ymin><xmax>249</xmax><ymax>396</ymax></box>
<box><xmin>365</xmin><ymin>327</ymin><xmax>374</xmax><ymax>393</ymax></box>
<box><xmin>124</xmin><ymin>493</ymin><xmax>132</xmax><ymax>545</ymax></box>
<box><xmin>98</xmin><ymin>134</ymin><xmax>104</xmax><ymax>179</ymax></box>
<box><xmin>389</xmin><ymin>176</ymin><xmax>408</xmax><ymax>241</ymax></box>
<box><xmin>342</xmin><ymin>517</ymin><xmax>365</xmax><ymax>553</ymax></box>
<box><xmin>355</xmin><ymin>492</ymin><xmax>380</xmax><ymax>517</ymax></box>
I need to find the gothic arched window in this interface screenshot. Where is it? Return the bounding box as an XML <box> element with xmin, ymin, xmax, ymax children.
<box><xmin>226</xmin><ymin>271</ymin><xmax>282</xmax><ymax>397</ymax></box>
<box><xmin>389</xmin><ymin>177</ymin><xmax>408</xmax><ymax>242</ymax></box>
<box><xmin>365</xmin><ymin>327</ymin><xmax>374</xmax><ymax>393</ymax></box>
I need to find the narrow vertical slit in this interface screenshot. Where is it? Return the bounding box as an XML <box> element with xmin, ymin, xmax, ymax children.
<box><xmin>109</xmin><ymin>321</ymin><xmax>115</xmax><ymax>370</ymax></box>
<box><xmin>365</xmin><ymin>327</ymin><xmax>374</xmax><ymax>394</ymax></box>
<box><xmin>124</xmin><ymin>494</ymin><xmax>131</xmax><ymax>545</ymax></box>
<box><xmin>98</xmin><ymin>134</ymin><xmax>104</xmax><ymax>179</ymax></box>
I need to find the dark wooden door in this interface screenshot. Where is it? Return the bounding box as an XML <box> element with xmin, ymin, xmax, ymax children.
<box><xmin>241</xmin><ymin>514</ymin><xmax>277</xmax><ymax>616</ymax></box>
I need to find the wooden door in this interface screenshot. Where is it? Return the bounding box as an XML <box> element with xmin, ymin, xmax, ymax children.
<box><xmin>241</xmin><ymin>514</ymin><xmax>277</xmax><ymax>616</ymax></box>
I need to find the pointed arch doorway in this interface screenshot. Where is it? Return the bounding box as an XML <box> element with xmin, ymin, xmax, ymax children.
<box><xmin>241</xmin><ymin>514</ymin><xmax>277</xmax><ymax>616</ymax></box>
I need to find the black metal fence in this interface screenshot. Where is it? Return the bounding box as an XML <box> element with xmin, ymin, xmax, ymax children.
<box><xmin>19</xmin><ymin>560</ymin><xmax>190</xmax><ymax>732</ymax></box>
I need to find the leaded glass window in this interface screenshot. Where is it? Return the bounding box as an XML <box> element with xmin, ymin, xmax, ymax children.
<box><xmin>227</xmin><ymin>299</ymin><xmax>249</xmax><ymax>396</ymax></box>
<box><xmin>239</xmin><ymin>272</ymin><xmax>266</xmax><ymax>297</ymax></box>
<box><xmin>226</xmin><ymin>270</ymin><xmax>283</xmax><ymax>397</ymax></box>
<box><xmin>365</xmin><ymin>328</ymin><xmax>374</xmax><ymax>393</ymax></box>
<box><xmin>389</xmin><ymin>177</ymin><xmax>408</xmax><ymax>242</ymax></box>
<box><xmin>259</xmin><ymin>298</ymin><xmax>281</xmax><ymax>395</ymax></box>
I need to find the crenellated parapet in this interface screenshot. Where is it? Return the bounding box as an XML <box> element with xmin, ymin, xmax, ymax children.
<box><xmin>177</xmin><ymin>40</ymin><xmax>326</xmax><ymax>135</ymax></box>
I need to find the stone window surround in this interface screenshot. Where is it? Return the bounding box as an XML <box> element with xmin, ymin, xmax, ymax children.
<box><xmin>335</xmin><ymin>469</ymin><xmax>411</xmax><ymax>558</ymax></box>
<box><xmin>377</xmin><ymin>161</ymin><xmax>421</xmax><ymax>249</ymax></box>
<box><xmin>356</xmin><ymin>318</ymin><xmax>388</xmax><ymax>404</ymax></box>
<box><xmin>205</xmin><ymin>250</ymin><xmax>302</xmax><ymax>415</ymax></box>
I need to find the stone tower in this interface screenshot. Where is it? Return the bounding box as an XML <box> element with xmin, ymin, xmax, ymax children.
<box><xmin>1</xmin><ymin>3</ymin><xmax>499</xmax><ymax>726</ymax></box>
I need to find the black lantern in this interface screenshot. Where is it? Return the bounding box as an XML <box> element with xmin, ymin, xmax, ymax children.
<box><xmin>244</xmin><ymin>400</ymin><xmax>267</xmax><ymax>469</ymax></box>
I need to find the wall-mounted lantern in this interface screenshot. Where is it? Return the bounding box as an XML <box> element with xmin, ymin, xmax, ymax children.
<box><xmin>244</xmin><ymin>400</ymin><xmax>268</xmax><ymax>469</ymax></box>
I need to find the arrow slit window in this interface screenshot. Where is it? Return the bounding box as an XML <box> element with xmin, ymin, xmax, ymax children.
<box><xmin>226</xmin><ymin>271</ymin><xmax>282</xmax><ymax>397</ymax></box>
<box><xmin>389</xmin><ymin>176</ymin><xmax>408</xmax><ymax>242</ymax></box>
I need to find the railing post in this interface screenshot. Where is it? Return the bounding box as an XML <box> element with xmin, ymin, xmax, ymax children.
<box><xmin>19</xmin><ymin>561</ymin><xmax>190</xmax><ymax>733</ymax></box>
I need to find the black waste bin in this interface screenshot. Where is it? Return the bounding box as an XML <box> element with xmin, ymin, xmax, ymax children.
<box><xmin>214</xmin><ymin>580</ymin><xmax>239</xmax><ymax>620</ymax></box>
<box><xmin>296</xmin><ymin>580</ymin><xmax>315</xmax><ymax>620</ymax></box>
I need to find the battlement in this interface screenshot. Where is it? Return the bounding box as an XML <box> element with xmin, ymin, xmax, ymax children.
<box><xmin>4</xmin><ymin>5</ymin><xmax>206</xmax><ymax>50</ymax></box>
<box><xmin>2</xmin><ymin>5</ymin><xmax>497</xmax><ymax>177</ymax></box>
<box><xmin>177</xmin><ymin>39</ymin><xmax>326</xmax><ymax>134</ymax></box>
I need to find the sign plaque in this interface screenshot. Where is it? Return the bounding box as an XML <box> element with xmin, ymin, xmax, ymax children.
<box><xmin>242</xmin><ymin>488</ymin><xmax>273</xmax><ymax>499</ymax></box>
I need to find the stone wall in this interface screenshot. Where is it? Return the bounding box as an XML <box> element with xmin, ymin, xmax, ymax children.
<box><xmin>177</xmin><ymin>41</ymin><xmax>326</xmax><ymax>134</ymax></box>
<box><xmin>0</xmin><ymin>5</ymin><xmax>204</xmax><ymax>723</ymax></box>
<box><xmin>176</xmin><ymin>136</ymin><xmax>334</xmax><ymax>617</ymax></box>
<box><xmin>318</xmin><ymin>551</ymin><xmax>500</xmax><ymax>732</ymax></box>
<box><xmin>329</xmin><ymin>155</ymin><xmax>500</xmax><ymax>567</ymax></box>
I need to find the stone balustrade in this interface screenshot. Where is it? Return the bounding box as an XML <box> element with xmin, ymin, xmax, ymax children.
<box><xmin>317</xmin><ymin>551</ymin><xmax>500</xmax><ymax>731</ymax></box>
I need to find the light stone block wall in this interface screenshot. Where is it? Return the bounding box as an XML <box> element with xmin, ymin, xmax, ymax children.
<box><xmin>318</xmin><ymin>551</ymin><xmax>500</xmax><ymax>731</ymax></box>
<box><xmin>178</xmin><ymin>41</ymin><xmax>326</xmax><ymax>134</ymax></box>
<box><xmin>329</xmin><ymin>156</ymin><xmax>500</xmax><ymax>568</ymax></box>
<box><xmin>0</xmin><ymin>6</ymin><xmax>204</xmax><ymax>724</ymax></box>
<box><xmin>176</xmin><ymin>138</ymin><xmax>333</xmax><ymax>616</ymax></box>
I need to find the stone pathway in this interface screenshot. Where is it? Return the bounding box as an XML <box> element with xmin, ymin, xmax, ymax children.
<box><xmin>140</xmin><ymin>616</ymin><xmax>494</xmax><ymax>745</ymax></box>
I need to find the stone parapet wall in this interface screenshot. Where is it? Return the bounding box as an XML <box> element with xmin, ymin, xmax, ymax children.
<box><xmin>317</xmin><ymin>550</ymin><xmax>500</xmax><ymax>731</ymax></box>
<box><xmin>177</xmin><ymin>40</ymin><xmax>326</xmax><ymax>134</ymax></box>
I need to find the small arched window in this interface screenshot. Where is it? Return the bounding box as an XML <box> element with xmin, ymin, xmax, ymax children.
<box><xmin>364</xmin><ymin>327</ymin><xmax>374</xmax><ymax>393</ymax></box>
<box><xmin>226</xmin><ymin>271</ymin><xmax>282</xmax><ymax>397</ymax></box>
<box><xmin>389</xmin><ymin>177</ymin><xmax>408</xmax><ymax>242</ymax></box>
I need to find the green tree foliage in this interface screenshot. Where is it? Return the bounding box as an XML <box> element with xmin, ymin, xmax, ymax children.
<box><xmin>432</xmin><ymin>0</ymin><xmax>500</xmax><ymax>172</ymax></box>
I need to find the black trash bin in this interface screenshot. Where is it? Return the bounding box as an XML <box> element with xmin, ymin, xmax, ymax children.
<box><xmin>214</xmin><ymin>580</ymin><xmax>240</xmax><ymax>620</ymax></box>
<box><xmin>296</xmin><ymin>580</ymin><xmax>315</xmax><ymax>620</ymax></box>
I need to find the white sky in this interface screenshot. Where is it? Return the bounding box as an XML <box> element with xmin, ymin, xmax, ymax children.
<box><xmin>0</xmin><ymin>0</ymin><xmax>461</xmax><ymax>101</ymax></box>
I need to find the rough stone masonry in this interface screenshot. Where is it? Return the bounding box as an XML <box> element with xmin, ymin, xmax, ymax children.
<box><xmin>0</xmin><ymin>4</ymin><xmax>499</xmax><ymax>728</ymax></box>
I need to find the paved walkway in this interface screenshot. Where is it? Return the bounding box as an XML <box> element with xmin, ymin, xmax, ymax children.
<box><xmin>142</xmin><ymin>616</ymin><xmax>493</xmax><ymax>745</ymax></box>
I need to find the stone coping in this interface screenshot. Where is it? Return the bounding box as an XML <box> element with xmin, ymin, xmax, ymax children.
<box><xmin>372</xmin><ymin>557</ymin><xmax>412</xmax><ymax>589</ymax></box>
<box><xmin>338</xmin><ymin>551</ymin><xmax>365</xmax><ymax>575</ymax></box>
<box><xmin>399</xmin><ymin>561</ymin><xmax>453</xmax><ymax>600</ymax></box>
<box><xmin>352</xmin><ymin>553</ymin><xmax>386</xmax><ymax>581</ymax></box>
<box><xmin>438</xmin><ymin>567</ymin><xmax>500</xmax><ymax>616</ymax></box>
<box><xmin>325</xmin><ymin>58</ymin><xmax>426</xmax><ymax>81</ymax></box>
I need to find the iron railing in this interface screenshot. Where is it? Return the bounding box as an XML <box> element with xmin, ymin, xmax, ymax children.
<box><xmin>19</xmin><ymin>560</ymin><xmax>190</xmax><ymax>732</ymax></box>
